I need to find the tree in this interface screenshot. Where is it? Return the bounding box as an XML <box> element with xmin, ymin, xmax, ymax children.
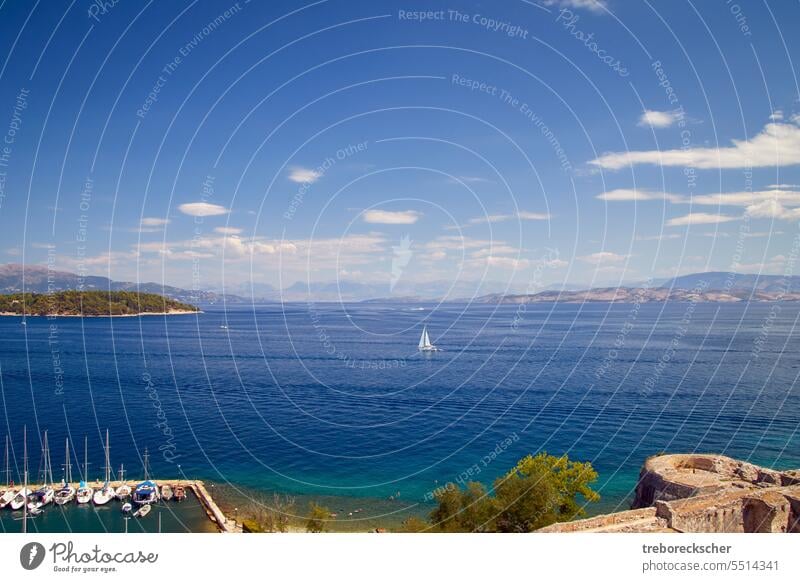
<box><xmin>305</xmin><ymin>502</ymin><xmax>331</xmax><ymax>533</ymax></box>
<box><xmin>428</xmin><ymin>452</ymin><xmax>599</xmax><ymax>533</ymax></box>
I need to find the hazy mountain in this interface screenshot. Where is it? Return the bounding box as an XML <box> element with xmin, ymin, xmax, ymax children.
<box><xmin>660</xmin><ymin>272</ymin><xmax>800</xmax><ymax>294</ymax></box>
<box><xmin>0</xmin><ymin>264</ymin><xmax>241</xmax><ymax>304</ymax></box>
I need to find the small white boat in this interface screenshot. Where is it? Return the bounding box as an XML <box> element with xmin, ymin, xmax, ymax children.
<box><xmin>29</xmin><ymin>507</ymin><xmax>43</xmax><ymax>517</ymax></box>
<box><xmin>54</xmin><ymin>483</ymin><xmax>76</xmax><ymax>505</ymax></box>
<box><xmin>134</xmin><ymin>504</ymin><xmax>151</xmax><ymax>518</ymax></box>
<box><xmin>93</xmin><ymin>483</ymin><xmax>115</xmax><ymax>505</ymax></box>
<box><xmin>116</xmin><ymin>483</ymin><xmax>131</xmax><ymax>499</ymax></box>
<box><xmin>161</xmin><ymin>484</ymin><xmax>173</xmax><ymax>501</ymax></box>
<box><xmin>93</xmin><ymin>429</ymin><xmax>114</xmax><ymax>505</ymax></box>
<box><xmin>9</xmin><ymin>487</ymin><xmax>30</xmax><ymax>510</ymax></box>
<box><xmin>28</xmin><ymin>486</ymin><xmax>54</xmax><ymax>511</ymax></box>
<box><xmin>121</xmin><ymin>502</ymin><xmax>132</xmax><ymax>514</ymax></box>
<box><xmin>0</xmin><ymin>488</ymin><xmax>15</xmax><ymax>509</ymax></box>
<box><xmin>418</xmin><ymin>325</ymin><xmax>440</xmax><ymax>352</ymax></box>
<box><xmin>132</xmin><ymin>480</ymin><xmax>159</xmax><ymax>505</ymax></box>
<box><xmin>76</xmin><ymin>482</ymin><xmax>93</xmax><ymax>504</ymax></box>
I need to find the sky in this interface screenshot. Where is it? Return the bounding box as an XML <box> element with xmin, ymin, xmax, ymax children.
<box><xmin>0</xmin><ymin>0</ymin><xmax>799</xmax><ymax>297</ymax></box>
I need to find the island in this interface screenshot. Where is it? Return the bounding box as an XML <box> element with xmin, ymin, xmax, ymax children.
<box><xmin>0</xmin><ymin>290</ymin><xmax>199</xmax><ymax>317</ymax></box>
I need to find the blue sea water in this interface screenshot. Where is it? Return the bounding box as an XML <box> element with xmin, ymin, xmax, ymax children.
<box><xmin>1</xmin><ymin>302</ymin><xmax>798</xmax><ymax>519</ymax></box>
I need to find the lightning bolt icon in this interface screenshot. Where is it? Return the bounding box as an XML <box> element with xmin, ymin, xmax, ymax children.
<box><xmin>28</xmin><ymin>545</ymin><xmax>38</xmax><ymax>566</ymax></box>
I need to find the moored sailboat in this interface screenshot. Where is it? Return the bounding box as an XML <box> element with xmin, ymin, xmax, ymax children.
<box><xmin>133</xmin><ymin>449</ymin><xmax>159</xmax><ymax>505</ymax></box>
<box><xmin>0</xmin><ymin>435</ymin><xmax>14</xmax><ymax>508</ymax></box>
<box><xmin>54</xmin><ymin>438</ymin><xmax>75</xmax><ymax>505</ymax></box>
<box><xmin>28</xmin><ymin>431</ymin><xmax>55</xmax><ymax>511</ymax></box>
<box><xmin>92</xmin><ymin>430</ymin><xmax>115</xmax><ymax>505</ymax></box>
<box><xmin>76</xmin><ymin>437</ymin><xmax>92</xmax><ymax>504</ymax></box>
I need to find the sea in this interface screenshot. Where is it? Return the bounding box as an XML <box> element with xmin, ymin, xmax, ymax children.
<box><xmin>0</xmin><ymin>302</ymin><xmax>798</xmax><ymax>531</ymax></box>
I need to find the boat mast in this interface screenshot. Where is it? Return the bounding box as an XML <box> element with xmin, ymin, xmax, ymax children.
<box><xmin>143</xmin><ymin>448</ymin><xmax>150</xmax><ymax>481</ymax></box>
<box><xmin>63</xmin><ymin>438</ymin><xmax>72</xmax><ymax>484</ymax></box>
<box><xmin>119</xmin><ymin>463</ymin><xmax>125</xmax><ymax>482</ymax></box>
<box><xmin>3</xmin><ymin>434</ymin><xmax>8</xmax><ymax>488</ymax></box>
<box><xmin>41</xmin><ymin>430</ymin><xmax>53</xmax><ymax>486</ymax></box>
<box><xmin>104</xmin><ymin>429</ymin><xmax>110</xmax><ymax>484</ymax></box>
<box><xmin>83</xmin><ymin>435</ymin><xmax>89</xmax><ymax>482</ymax></box>
<box><xmin>22</xmin><ymin>426</ymin><xmax>27</xmax><ymax>534</ymax></box>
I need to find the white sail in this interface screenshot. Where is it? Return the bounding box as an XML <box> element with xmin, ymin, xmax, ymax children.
<box><xmin>418</xmin><ymin>326</ymin><xmax>438</xmax><ymax>351</ymax></box>
<box><xmin>418</xmin><ymin>326</ymin><xmax>428</xmax><ymax>349</ymax></box>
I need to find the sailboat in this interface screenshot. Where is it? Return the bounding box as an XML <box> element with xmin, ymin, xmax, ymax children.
<box><xmin>76</xmin><ymin>436</ymin><xmax>93</xmax><ymax>504</ymax></box>
<box><xmin>92</xmin><ymin>429</ymin><xmax>115</xmax><ymax>505</ymax></box>
<box><xmin>11</xmin><ymin>428</ymin><xmax>29</xmax><ymax>514</ymax></box>
<box><xmin>28</xmin><ymin>431</ymin><xmax>55</xmax><ymax>511</ymax></box>
<box><xmin>0</xmin><ymin>435</ymin><xmax>15</xmax><ymax>508</ymax></box>
<box><xmin>417</xmin><ymin>325</ymin><xmax>440</xmax><ymax>352</ymax></box>
<box><xmin>55</xmin><ymin>438</ymin><xmax>76</xmax><ymax>505</ymax></box>
<box><xmin>115</xmin><ymin>464</ymin><xmax>131</xmax><ymax>499</ymax></box>
<box><xmin>133</xmin><ymin>448</ymin><xmax>159</xmax><ymax>505</ymax></box>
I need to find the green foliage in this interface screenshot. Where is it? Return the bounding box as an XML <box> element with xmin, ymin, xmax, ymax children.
<box><xmin>305</xmin><ymin>502</ymin><xmax>331</xmax><ymax>533</ymax></box>
<box><xmin>428</xmin><ymin>452</ymin><xmax>599</xmax><ymax>533</ymax></box>
<box><xmin>0</xmin><ymin>291</ymin><xmax>197</xmax><ymax>316</ymax></box>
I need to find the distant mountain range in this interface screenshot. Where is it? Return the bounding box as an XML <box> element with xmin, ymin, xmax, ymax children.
<box><xmin>3</xmin><ymin>264</ymin><xmax>799</xmax><ymax>304</ymax></box>
<box><xmin>474</xmin><ymin>272</ymin><xmax>800</xmax><ymax>304</ymax></box>
<box><xmin>0</xmin><ymin>264</ymin><xmax>237</xmax><ymax>305</ymax></box>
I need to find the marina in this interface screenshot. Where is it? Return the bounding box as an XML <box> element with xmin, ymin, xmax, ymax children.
<box><xmin>0</xmin><ymin>478</ymin><xmax>231</xmax><ymax>533</ymax></box>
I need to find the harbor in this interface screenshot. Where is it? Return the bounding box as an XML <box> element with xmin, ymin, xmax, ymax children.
<box><xmin>0</xmin><ymin>429</ymin><xmax>238</xmax><ymax>533</ymax></box>
<box><xmin>0</xmin><ymin>478</ymin><xmax>234</xmax><ymax>533</ymax></box>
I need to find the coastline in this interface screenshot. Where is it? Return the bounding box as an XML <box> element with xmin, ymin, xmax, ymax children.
<box><xmin>0</xmin><ymin>309</ymin><xmax>200</xmax><ymax>318</ymax></box>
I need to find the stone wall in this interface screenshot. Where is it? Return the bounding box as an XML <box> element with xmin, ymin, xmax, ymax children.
<box><xmin>542</xmin><ymin>454</ymin><xmax>800</xmax><ymax>533</ymax></box>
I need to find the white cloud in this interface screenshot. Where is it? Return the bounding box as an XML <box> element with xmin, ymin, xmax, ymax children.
<box><xmin>745</xmin><ymin>200</ymin><xmax>800</xmax><ymax>221</ymax></box>
<box><xmin>666</xmin><ymin>212</ymin><xmax>738</xmax><ymax>226</ymax></box>
<box><xmin>638</xmin><ymin>110</ymin><xmax>681</xmax><ymax>129</ymax></box>
<box><xmin>597</xmin><ymin>188</ymin><xmax>684</xmax><ymax>202</ymax></box>
<box><xmin>214</xmin><ymin>226</ymin><xmax>243</xmax><ymax>235</ymax></box>
<box><xmin>769</xmin><ymin>110</ymin><xmax>784</xmax><ymax>121</ymax></box>
<box><xmin>464</xmin><ymin>210</ymin><xmax>551</xmax><ymax>226</ymax></box>
<box><xmin>543</xmin><ymin>0</ymin><xmax>606</xmax><ymax>12</ymax></box>
<box><xmin>590</xmin><ymin>120</ymin><xmax>800</xmax><ymax>170</ymax></box>
<box><xmin>579</xmin><ymin>251</ymin><xmax>629</xmax><ymax>264</ymax></box>
<box><xmin>178</xmin><ymin>202</ymin><xmax>229</xmax><ymax>217</ymax></box>
<box><xmin>689</xmin><ymin>189</ymin><xmax>800</xmax><ymax>207</ymax></box>
<box><xmin>287</xmin><ymin>166</ymin><xmax>321</xmax><ymax>184</ymax></box>
<box><xmin>362</xmin><ymin>209</ymin><xmax>421</xmax><ymax>224</ymax></box>
<box><xmin>141</xmin><ymin>217</ymin><xmax>170</xmax><ymax>227</ymax></box>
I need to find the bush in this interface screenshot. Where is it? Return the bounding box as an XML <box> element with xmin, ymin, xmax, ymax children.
<box><xmin>429</xmin><ymin>452</ymin><xmax>599</xmax><ymax>533</ymax></box>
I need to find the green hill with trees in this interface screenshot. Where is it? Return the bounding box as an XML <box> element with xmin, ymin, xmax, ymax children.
<box><xmin>0</xmin><ymin>290</ymin><xmax>198</xmax><ymax>316</ymax></box>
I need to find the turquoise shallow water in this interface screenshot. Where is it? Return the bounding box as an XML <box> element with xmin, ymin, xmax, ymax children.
<box><xmin>0</xmin><ymin>302</ymin><xmax>798</xmax><ymax>527</ymax></box>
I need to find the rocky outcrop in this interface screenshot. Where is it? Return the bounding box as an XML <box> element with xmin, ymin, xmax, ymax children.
<box><xmin>542</xmin><ymin>454</ymin><xmax>800</xmax><ymax>533</ymax></box>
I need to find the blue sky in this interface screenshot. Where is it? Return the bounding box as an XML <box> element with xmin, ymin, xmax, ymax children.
<box><xmin>1</xmin><ymin>0</ymin><xmax>799</xmax><ymax>296</ymax></box>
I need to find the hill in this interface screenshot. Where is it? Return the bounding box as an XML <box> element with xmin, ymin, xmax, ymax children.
<box><xmin>0</xmin><ymin>291</ymin><xmax>198</xmax><ymax>316</ymax></box>
<box><xmin>0</xmin><ymin>264</ymin><xmax>241</xmax><ymax>304</ymax></box>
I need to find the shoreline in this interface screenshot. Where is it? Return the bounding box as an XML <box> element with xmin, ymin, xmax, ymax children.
<box><xmin>0</xmin><ymin>310</ymin><xmax>200</xmax><ymax>318</ymax></box>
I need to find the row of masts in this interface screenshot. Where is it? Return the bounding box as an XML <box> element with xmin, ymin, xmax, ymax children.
<box><xmin>3</xmin><ymin>430</ymin><xmax>148</xmax><ymax>487</ymax></box>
